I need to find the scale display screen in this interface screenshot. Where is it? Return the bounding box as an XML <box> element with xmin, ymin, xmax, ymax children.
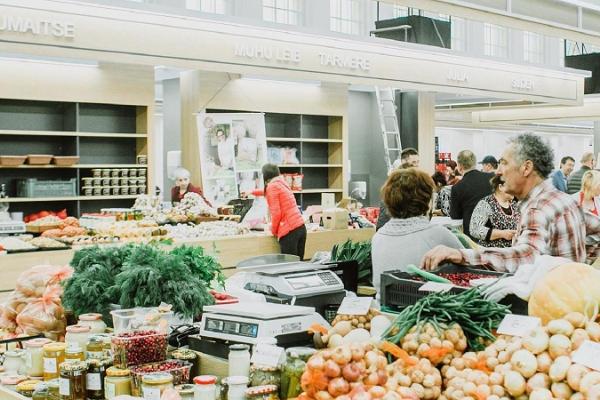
<box><xmin>205</xmin><ymin>318</ymin><xmax>259</xmax><ymax>338</ymax></box>
<box><xmin>285</xmin><ymin>274</ymin><xmax>325</xmax><ymax>290</ymax></box>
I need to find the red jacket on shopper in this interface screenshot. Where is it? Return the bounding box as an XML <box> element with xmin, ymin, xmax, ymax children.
<box><xmin>264</xmin><ymin>176</ymin><xmax>304</xmax><ymax>239</ymax></box>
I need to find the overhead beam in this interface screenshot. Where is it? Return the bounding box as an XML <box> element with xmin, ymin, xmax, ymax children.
<box><xmin>379</xmin><ymin>0</ymin><xmax>600</xmax><ymax>47</ymax></box>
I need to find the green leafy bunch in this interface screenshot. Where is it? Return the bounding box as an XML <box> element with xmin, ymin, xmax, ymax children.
<box><xmin>331</xmin><ymin>239</ymin><xmax>372</xmax><ymax>284</ymax></box>
<box><xmin>170</xmin><ymin>245</ymin><xmax>225</xmax><ymax>287</ymax></box>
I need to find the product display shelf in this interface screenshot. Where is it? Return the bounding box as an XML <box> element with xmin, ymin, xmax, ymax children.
<box><xmin>0</xmin><ymin>99</ymin><xmax>150</xmax><ymax>217</ymax></box>
<box><xmin>265</xmin><ymin>113</ymin><xmax>344</xmax><ymax>208</ymax></box>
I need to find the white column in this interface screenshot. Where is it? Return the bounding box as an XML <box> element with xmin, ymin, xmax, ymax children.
<box><xmin>417</xmin><ymin>92</ymin><xmax>436</xmax><ymax>174</ymax></box>
<box><xmin>594</xmin><ymin>121</ymin><xmax>600</xmax><ymax>158</ymax></box>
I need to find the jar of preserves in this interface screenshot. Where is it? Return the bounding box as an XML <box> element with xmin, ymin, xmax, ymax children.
<box><xmin>228</xmin><ymin>344</ymin><xmax>250</xmax><ymax>378</ymax></box>
<box><xmin>59</xmin><ymin>361</ymin><xmax>87</xmax><ymax>400</ymax></box>
<box><xmin>246</xmin><ymin>385</ymin><xmax>279</xmax><ymax>400</ymax></box>
<box><xmin>86</xmin><ymin>358</ymin><xmax>111</xmax><ymax>400</ymax></box>
<box><xmin>64</xmin><ymin>344</ymin><xmax>85</xmax><ymax>362</ymax></box>
<box><xmin>78</xmin><ymin>313</ymin><xmax>107</xmax><ymax>334</ymax></box>
<box><xmin>176</xmin><ymin>384</ymin><xmax>196</xmax><ymax>400</ymax></box>
<box><xmin>141</xmin><ymin>372</ymin><xmax>173</xmax><ymax>400</ymax></box>
<box><xmin>47</xmin><ymin>379</ymin><xmax>60</xmax><ymax>400</ymax></box>
<box><xmin>32</xmin><ymin>382</ymin><xmax>49</xmax><ymax>400</ymax></box>
<box><xmin>104</xmin><ymin>367</ymin><xmax>132</xmax><ymax>399</ymax></box>
<box><xmin>222</xmin><ymin>376</ymin><xmax>248</xmax><ymax>400</ymax></box>
<box><xmin>172</xmin><ymin>348</ymin><xmax>199</xmax><ymax>377</ymax></box>
<box><xmin>87</xmin><ymin>336</ymin><xmax>105</xmax><ymax>360</ymax></box>
<box><xmin>25</xmin><ymin>338</ymin><xmax>52</xmax><ymax>377</ymax></box>
<box><xmin>193</xmin><ymin>375</ymin><xmax>217</xmax><ymax>400</ymax></box>
<box><xmin>250</xmin><ymin>365</ymin><xmax>280</xmax><ymax>387</ymax></box>
<box><xmin>65</xmin><ymin>325</ymin><xmax>91</xmax><ymax>353</ymax></box>
<box><xmin>280</xmin><ymin>347</ymin><xmax>315</xmax><ymax>400</ymax></box>
<box><xmin>16</xmin><ymin>379</ymin><xmax>40</xmax><ymax>398</ymax></box>
<box><xmin>43</xmin><ymin>342</ymin><xmax>67</xmax><ymax>381</ymax></box>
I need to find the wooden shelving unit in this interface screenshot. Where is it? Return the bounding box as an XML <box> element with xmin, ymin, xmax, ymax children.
<box><xmin>0</xmin><ymin>99</ymin><xmax>150</xmax><ymax>216</ymax></box>
<box><xmin>265</xmin><ymin>113</ymin><xmax>344</xmax><ymax>207</ymax></box>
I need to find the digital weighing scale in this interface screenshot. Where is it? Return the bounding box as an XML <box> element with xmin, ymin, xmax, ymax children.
<box><xmin>235</xmin><ymin>258</ymin><xmax>347</xmax><ymax>316</ymax></box>
<box><xmin>0</xmin><ymin>220</ymin><xmax>25</xmax><ymax>235</ymax></box>
<box><xmin>192</xmin><ymin>302</ymin><xmax>330</xmax><ymax>358</ymax></box>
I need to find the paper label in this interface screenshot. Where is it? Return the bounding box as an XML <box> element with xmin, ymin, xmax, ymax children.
<box><xmin>251</xmin><ymin>344</ymin><xmax>284</xmax><ymax>368</ymax></box>
<box><xmin>143</xmin><ymin>386</ymin><xmax>161</xmax><ymax>400</ymax></box>
<box><xmin>105</xmin><ymin>383</ymin><xmax>116</xmax><ymax>399</ymax></box>
<box><xmin>44</xmin><ymin>357</ymin><xmax>57</xmax><ymax>373</ymax></box>
<box><xmin>497</xmin><ymin>314</ymin><xmax>541</xmax><ymax>337</ymax></box>
<box><xmin>336</xmin><ymin>296</ymin><xmax>372</xmax><ymax>315</ymax></box>
<box><xmin>572</xmin><ymin>340</ymin><xmax>600</xmax><ymax>371</ymax></box>
<box><xmin>59</xmin><ymin>378</ymin><xmax>70</xmax><ymax>396</ymax></box>
<box><xmin>418</xmin><ymin>282</ymin><xmax>454</xmax><ymax>293</ymax></box>
<box><xmin>87</xmin><ymin>372</ymin><xmax>102</xmax><ymax>390</ymax></box>
<box><xmin>87</xmin><ymin>351</ymin><xmax>104</xmax><ymax>360</ymax></box>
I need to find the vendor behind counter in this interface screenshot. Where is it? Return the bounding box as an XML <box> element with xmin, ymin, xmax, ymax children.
<box><xmin>171</xmin><ymin>167</ymin><xmax>212</xmax><ymax>206</ymax></box>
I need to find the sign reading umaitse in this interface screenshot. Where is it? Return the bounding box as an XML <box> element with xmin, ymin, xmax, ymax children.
<box><xmin>0</xmin><ymin>15</ymin><xmax>74</xmax><ymax>38</ymax></box>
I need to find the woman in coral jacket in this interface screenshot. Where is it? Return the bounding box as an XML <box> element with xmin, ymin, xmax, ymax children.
<box><xmin>262</xmin><ymin>163</ymin><xmax>307</xmax><ymax>258</ymax></box>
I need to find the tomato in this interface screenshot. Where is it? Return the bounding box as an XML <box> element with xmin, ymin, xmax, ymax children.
<box><xmin>38</xmin><ymin>211</ymin><xmax>50</xmax><ymax>218</ymax></box>
<box><xmin>57</xmin><ymin>209</ymin><xmax>68</xmax><ymax>219</ymax></box>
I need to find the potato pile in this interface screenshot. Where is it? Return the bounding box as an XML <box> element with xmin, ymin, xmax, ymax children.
<box><xmin>0</xmin><ymin>264</ymin><xmax>72</xmax><ymax>340</ymax></box>
<box><xmin>401</xmin><ymin>322</ymin><xmax>468</xmax><ymax>366</ymax></box>
<box><xmin>331</xmin><ymin>308</ymin><xmax>380</xmax><ymax>331</ymax></box>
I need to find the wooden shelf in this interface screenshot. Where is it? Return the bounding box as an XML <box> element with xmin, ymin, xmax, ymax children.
<box><xmin>2</xmin><ymin>195</ymin><xmax>139</xmax><ymax>203</ymax></box>
<box><xmin>0</xmin><ymin>164</ymin><xmax>147</xmax><ymax>169</ymax></box>
<box><xmin>0</xmin><ymin>129</ymin><xmax>147</xmax><ymax>138</ymax></box>
<box><xmin>278</xmin><ymin>164</ymin><xmax>343</xmax><ymax>168</ymax></box>
<box><xmin>267</xmin><ymin>137</ymin><xmax>342</xmax><ymax>143</ymax></box>
<box><xmin>294</xmin><ymin>188</ymin><xmax>343</xmax><ymax>194</ymax></box>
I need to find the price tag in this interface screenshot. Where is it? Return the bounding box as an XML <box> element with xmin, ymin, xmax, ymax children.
<box><xmin>87</xmin><ymin>373</ymin><xmax>102</xmax><ymax>390</ymax></box>
<box><xmin>44</xmin><ymin>357</ymin><xmax>57</xmax><ymax>373</ymax></box>
<box><xmin>572</xmin><ymin>340</ymin><xmax>600</xmax><ymax>371</ymax></box>
<box><xmin>336</xmin><ymin>297</ymin><xmax>372</xmax><ymax>315</ymax></box>
<box><xmin>418</xmin><ymin>282</ymin><xmax>454</xmax><ymax>293</ymax></box>
<box><xmin>59</xmin><ymin>378</ymin><xmax>70</xmax><ymax>396</ymax></box>
<box><xmin>143</xmin><ymin>387</ymin><xmax>161</xmax><ymax>400</ymax></box>
<box><xmin>105</xmin><ymin>383</ymin><xmax>116</xmax><ymax>399</ymax></box>
<box><xmin>251</xmin><ymin>344</ymin><xmax>284</xmax><ymax>368</ymax></box>
<box><xmin>497</xmin><ymin>314</ymin><xmax>541</xmax><ymax>337</ymax></box>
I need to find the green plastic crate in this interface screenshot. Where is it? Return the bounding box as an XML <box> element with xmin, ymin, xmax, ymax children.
<box><xmin>17</xmin><ymin>178</ymin><xmax>77</xmax><ymax>198</ymax></box>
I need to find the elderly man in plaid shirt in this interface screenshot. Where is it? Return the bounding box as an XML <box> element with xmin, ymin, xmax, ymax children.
<box><xmin>421</xmin><ymin>133</ymin><xmax>600</xmax><ymax>272</ymax></box>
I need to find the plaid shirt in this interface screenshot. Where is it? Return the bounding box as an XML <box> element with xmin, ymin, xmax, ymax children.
<box><xmin>461</xmin><ymin>180</ymin><xmax>600</xmax><ymax>272</ymax></box>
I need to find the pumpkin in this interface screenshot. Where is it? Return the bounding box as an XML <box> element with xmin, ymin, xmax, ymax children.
<box><xmin>529</xmin><ymin>263</ymin><xmax>600</xmax><ymax>324</ymax></box>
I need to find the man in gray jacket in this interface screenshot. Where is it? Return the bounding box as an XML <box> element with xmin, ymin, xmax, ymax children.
<box><xmin>567</xmin><ymin>152</ymin><xmax>595</xmax><ymax>194</ymax></box>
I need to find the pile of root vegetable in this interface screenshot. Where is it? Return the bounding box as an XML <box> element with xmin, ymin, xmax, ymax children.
<box><xmin>300</xmin><ymin>288</ymin><xmax>600</xmax><ymax>400</ymax></box>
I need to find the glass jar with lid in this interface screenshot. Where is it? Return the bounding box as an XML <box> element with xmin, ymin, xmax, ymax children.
<box><xmin>176</xmin><ymin>384</ymin><xmax>196</xmax><ymax>400</ymax></box>
<box><xmin>77</xmin><ymin>313</ymin><xmax>107</xmax><ymax>334</ymax></box>
<box><xmin>221</xmin><ymin>376</ymin><xmax>248</xmax><ymax>400</ymax></box>
<box><xmin>86</xmin><ymin>358</ymin><xmax>111</xmax><ymax>400</ymax></box>
<box><xmin>228</xmin><ymin>344</ymin><xmax>250</xmax><ymax>378</ymax></box>
<box><xmin>43</xmin><ymin>342</ymin><xmax>67</xmax><ymax>381</ymax></box>
<box><xmin>172</xmin><ymin>348</ymin><xmax>199</xmax><ymax>377</ymax></box>
<box><xmin>25</xmin><ymin>338</ymin><xmax>52</xmax><ymax>377</ymax></box>
<box><xmin>193</xmin><ymin>375</ymin><xmax>217</xmax><ymax>400</ymax></box>
<box><xmin>104</xmin><ymin>367</ymin><xmax>132</xmax><ymax>399</ymax></box>
<box><xmin>47</xmin><ymin>379</ymin><xmax>60</xmax><ymax>400</ymax></box>
<box><xmin>64</xmin><ymin>344</ymin><xmax>85</xmax><ymax>362</ymax></box>
<box><xmin>65</xmin><ymin>325</ymin><xmax>91</xmax><ymax>354</ymax></box>
<box><xmin>32</xmin><ymin>382</ymin><xmax>49</xmax><ymax>400</ymax></box>
<box><xmin>3</xmin><ymin>348</ymin><xmax>26</xmax><ymax>375</ymax></box>
<box><xmin>280</xmin><ymin>347</ymin><xmax>316</xmax><ymax>400</ymax></box>
<box><xmin>86</xmin><ymin>336</ymin><xmax>105</xmax><ymax>360</ymax></box>
<box><xmin>141</xmin><ymin>372</ymin><xmax>174</xmax><ymax>400</ymax></box>
<box><xmin>246</xmin><ymin>385</ymin><xmax>280</xmax><ymax>400</ymax></box>
<box><xmin>16</xmin><ymin>379</ymin><xmax>40</xmax><ymax>398</ymax></box>
<box><xmin>59</xmin><ymin>361</ymin><xmax>87</xmax><ymax>400</ymax></box>
<box><xmin>250</xmin><ymin>365</ymin><xmax>280</xmax><ymax>388</ymax></box>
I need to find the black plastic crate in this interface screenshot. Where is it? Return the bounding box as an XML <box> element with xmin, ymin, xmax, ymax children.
<box><xmin>380</xmin><ymin>264</ymin><xmax>528</xmax><ymax>315</ymax></box>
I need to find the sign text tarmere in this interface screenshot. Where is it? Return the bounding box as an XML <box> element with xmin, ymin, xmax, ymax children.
<box><xmin>0</xmin><ymin>16</ymin><xmax>74</xmax><ymax>38</ymax></box>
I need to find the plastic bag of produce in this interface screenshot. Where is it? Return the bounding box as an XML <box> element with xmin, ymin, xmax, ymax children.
<box><xmin>16</xmin><ymin>285</ymin><xmax>67</xmax><ymax>341</ymax></box>
<box><xmin>242</xmin><ymin>196</ymin><xmax>269</xmax><ymax>230</ymax></box>
<box><xmin>0</xmin><ymin>290</ymin><xmax>36</xmax><ymax>330</ymax></box>
<box><xmin>15</xmin><ymin>264</ymin><xmax>73</xmax><ymax>297</ymax></box>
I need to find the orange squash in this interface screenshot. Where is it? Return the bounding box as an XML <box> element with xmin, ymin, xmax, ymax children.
<box><xmin>529</xmin><ymin>263</ymin><xmax>600</xmax><ymax>324</ymax></box>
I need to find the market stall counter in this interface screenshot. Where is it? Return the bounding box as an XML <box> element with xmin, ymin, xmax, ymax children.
<box><xmin>0</xmin><ymin>228</ymin><xmax>375</xmax><ymax>293</ymax></box>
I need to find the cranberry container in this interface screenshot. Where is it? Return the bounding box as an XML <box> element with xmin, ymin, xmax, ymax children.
<box><xmin>129</xmin><ymin>359</ymin><xmax>192</xmax><ymax>396</ymax></box>
<box><xmin>111</xmin><ymin>330</ymin><xmax>168</xmax><ymax>369</ymax></box>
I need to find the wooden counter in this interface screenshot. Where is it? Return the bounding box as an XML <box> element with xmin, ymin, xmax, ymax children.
<box><xmin>0</xmin><ymin>228</ymin><xmax>374</xmax><ymax>292</ymax></box>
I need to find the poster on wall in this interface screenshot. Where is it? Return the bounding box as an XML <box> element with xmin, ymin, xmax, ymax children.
<box><xmin>197</xmin><ymin>112</ymin><xmax>268</xmax><ymax>206</ymax></box>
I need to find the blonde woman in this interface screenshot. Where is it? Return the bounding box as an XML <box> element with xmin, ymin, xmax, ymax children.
<box><xmin>572</xmin><ymin>170</ymin><xmax>600</xmax><ymax>216</ymax></box>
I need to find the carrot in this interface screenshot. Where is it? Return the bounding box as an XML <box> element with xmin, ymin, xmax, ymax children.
<box><xmin>473</xmin><ymin>358</ymin><xmax>491</xmax><ymax>374</ymax></box>
<box><xmin>308</xmin><ymin>323</ymin><xmax>329</xmax><ymax>335</ymax></box>
<box><xmin>380</xmin><ymin>341</ymin><xmax>417</xmax><ymax>366</ymax></box>
<box><xmin>421</xmin><ymin>346</ymin><xmax>451</xmax><ymax>365</ymax></box>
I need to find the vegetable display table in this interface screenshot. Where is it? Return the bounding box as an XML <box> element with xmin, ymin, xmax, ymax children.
<box><xmin>0</xmin><ymin>228</ymin><xmax>375</xmax><ymax>293</ymax></box>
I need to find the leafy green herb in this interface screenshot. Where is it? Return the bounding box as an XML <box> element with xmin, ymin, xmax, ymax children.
<box><xmin>170</xmin><ymin>245</ymin><xmax>225</xmax><ymax>287</ymax></box>
<box><xmin>331</xmin><ymin>239</ymin><xmax>372</xmax><ymax>284</ymax></box>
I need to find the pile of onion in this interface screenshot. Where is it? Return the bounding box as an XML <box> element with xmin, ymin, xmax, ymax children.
<box><xmin>400</xmin><ymin>322</ymin><xmax>467</xmax><ymax>366</ymax></box>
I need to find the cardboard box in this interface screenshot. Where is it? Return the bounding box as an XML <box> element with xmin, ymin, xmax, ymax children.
<box><xmin>322</xmin><ymin>208</ymin><xmax>349</xmax><ymax>230</ymax></box>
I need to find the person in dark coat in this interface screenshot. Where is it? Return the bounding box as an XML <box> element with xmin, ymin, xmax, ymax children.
<box><xmin>450</xmin><ymin>150</ymin><xmax>494</xmax><ymax>238</ymax></box>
